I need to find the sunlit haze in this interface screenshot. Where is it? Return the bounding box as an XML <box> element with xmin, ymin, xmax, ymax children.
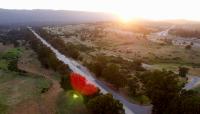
<box><xmin>0</xmin><ymin>0</ymin><xmax>200</xmax><ymax>21</ymax></box>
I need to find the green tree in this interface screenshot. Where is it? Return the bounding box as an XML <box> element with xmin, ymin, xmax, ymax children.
<box><xmin>166</xmin><ymin>90</ymin><xmax>200</xmax><ymax>114</ymax></box>
<box><xmin>8</xmin><ymin>59</ymin><xmax>19</xmax><ymax>71</ymax></box>
<box><xmin>138</xmin><ymin>70</ymin><xmax>183</xmax><ymax>114</ymax></box>
<box><xmin>87</xmin><ymin>93</ymin><xmax>125</xmax><ymax>114</ymax></box>
<box><xmin>179</xmin><ymin>67</ymin><xmax>189</xmax><ymax>77</ymax></box>
<box><xmin>0</xmin><ymin>103</ymin><xmax>7</xmax><ymax>114</ymax></box>
<box><xmin>87</xmin><ymin>55</ymin><xmax>107</xmax><ymax>77</ymax></box>
<box><xmin>130</xmin><ymin>60</ymin><xmax>145</xmax><ymax>71</ymax></box>
<box><xmin>102</xmin><ymin>63</ymin><xmax>126</xmax><ymax>89</ymax></box>
<box><xmin>60</xmin><ymin>75</ymin><xmax>72</xmax><ymax>91</ymax></box>
<box><xmin>127</xmin><ymin>77</ymin><xmax>140</xmax><ymax>96</ymax></box>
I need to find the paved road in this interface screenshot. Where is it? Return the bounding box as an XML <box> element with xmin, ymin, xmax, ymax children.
<box><xmin>28</xmin><ymin>27</ymin><xmax>152</xmax><ymax>114</ymax></box>
<box><xmin>184</xmin><ymin>76</ymin><xmax>200</xmax><ymax>90</ymax></box>
<box><xmin>157</xmin><ymin>26</ymin><xmax>175</xmax><ymax>37</ymax></box>
<box><xmin>149</xmin><ymin>26</ymin><xmax>200</xmax><ymax>48</ymax></box>
<box><xmin>148</xmin><ymin>26</ymin><xmax>175</xmax><ymax>43</ymax></box>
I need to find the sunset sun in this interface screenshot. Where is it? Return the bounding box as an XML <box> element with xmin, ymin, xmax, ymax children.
<box><xmin>118</xmin><ymin>12</ymin><xmax>135</xmax><ymax>22</ymax></box>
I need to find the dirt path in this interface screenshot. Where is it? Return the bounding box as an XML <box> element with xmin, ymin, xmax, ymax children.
<box><xmin>40</xmin><ymin>79</ymin><xmax>62</xmax><ymax>114</ymax></box>
<box><xmin>10</xmin><ymin>49</ymin><xmax>62</xmax><ymax>114</ymax></box>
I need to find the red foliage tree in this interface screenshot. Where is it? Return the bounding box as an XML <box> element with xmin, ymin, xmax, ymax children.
<box><xmin>70</xmin><ymin>72</ymin><xmax>98</xmax><ymax>96</ymax></box>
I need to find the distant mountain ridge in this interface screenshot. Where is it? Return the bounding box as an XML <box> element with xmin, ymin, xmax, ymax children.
<box><xmin>0</xmin><ymin>9</ymin><xmax>117</xmax><ymax>26</ymax></box>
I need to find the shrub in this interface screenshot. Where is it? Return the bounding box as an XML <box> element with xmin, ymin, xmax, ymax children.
<box><xmin>0</xmin><ymin>103</ymin><xmax>7</xmax><ymax>114</ymax></box>
<box><xmin>178</xmin><ymin>67</ymin><xmax>189</xmax><ymax>77</ymax></box>
<box><xmin>127</xmin><ymin>77</ymin><xmax>140</xmax><ymax>96</ymax></box>
<box><xmin>101</xmin><ymin>63</ymin><xmax>127</xmax><ymax>89</ymax></box>
<box><xmin>87</xmin><ymin>94</ymin><xmax>125</xmax><ymax>114</ymax></box>
<box><xmin>60</xmin><ymin>75</ymin><xmax>72</xmax><ymax>91</ymax></box>
<box><xmin>185</xmin><ymin>45</ymin><xmax>192</xmax><ymax>50</ymax></box>
<box><xmin>130</xmin><ymin>59</ymin><xmax>145</xmax><ymax>71</ymax></box>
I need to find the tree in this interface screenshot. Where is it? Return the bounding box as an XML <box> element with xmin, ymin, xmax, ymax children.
<box><xmin>130</xmin><ymin>60</ymin><xmax>145</xmax><ymax>71</ymax></box>
<box><xmin>37</xmin><ymin>29</ymin><xmax>80</xmax><ymax>60</ymax></box>
<box><xmin>87</xmin><ymin>55</ymin><xmax>107</xmax><ymax>77</ymax></box>
<box><xmin>179</xmin><ymin>67</ymin><xmax>189</xmax><ymax>77</ymax></box>
<box><xmin>0</xmin><ymin>102</ymin><xmax>8</xmax><ymax>114</ymax></box>
<box><xmin>60</xmin><ymin>75</ymin><xmax>72</xmax><ymax>91</ymax></box>
<box><xmin>185</xmin><ymin>45</ymin><xmax>192</xmax><ymax>50</ymax></box>
<box><xmin>87</xmin><ymin>93</ymin><xmax>125</xmax><ymax>114</ymax></box>
<box><xmin>138</xmin><ymin>70</ymin><xmax>183</xmax><ymax>114</ymax></box>
<box><xmin>8</xmin><ymin>58</ymin><xmax>19</xmax><ymax>72</ymax></box>
<box><xmin>166</xmin><ymin>90</ymin><xmax>200</xmax><ymax>114</ymax></box>
<box><xmin>27</xmin><ymin>28</ymin><xmax>73</xmax><ymax>92</ymax></box>
<box><xmin>102</xmin><ymin>63</ymin><xmax>126</xmax><ymax>89</ymax></box>
<box><xmin>56</xmin><ymin>62</ymin><xmax>71</xmax><ymax>75</ymax></box>
<box><xmin>127</xmin><ymin>77</ymin><xmax>140</xmax><ymax>96</ymax></box>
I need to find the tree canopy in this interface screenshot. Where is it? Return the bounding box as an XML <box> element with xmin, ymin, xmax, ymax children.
<box><xmin>87</xmin><ymin>93</ymin><xmax>125</xmax><ymax>114</ymax></box>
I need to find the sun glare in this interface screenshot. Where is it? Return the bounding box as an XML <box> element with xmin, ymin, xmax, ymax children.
<box><xmin>119</xmin><ymin>13</ymin><xmax>134</xmax><ymax>23</ymax></box>
<box><xmin>111</xmin><ymin>0</ymin><xmax>140</xmax><ymax>23</ymax></box>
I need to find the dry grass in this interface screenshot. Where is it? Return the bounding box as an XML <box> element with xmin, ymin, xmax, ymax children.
<box><xmin>0</xmin><ymin>43</ymin><xmax>13</xmax><ymax>53</ymax></box>
<box><xmin>45</xmin><ymin>24</ymin><xmax>200</xmax><ymax>67</ymax></box>
<box><xmin>16</xmin><ymin>48</ymin><xmax>63</xmax><ymax>114</ymax></box>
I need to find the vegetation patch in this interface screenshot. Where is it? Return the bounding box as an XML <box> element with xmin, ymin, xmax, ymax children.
<box><xmin>193</xmin><ymin>85</ymin><xmax>200</xmax><ymax>93</ymax></box>
<box><xmin>36</xmin><ymin>77</ymin><xmax>52</xmax><ymax>94</ymax></box>
<box><xmin>132</xmin><ymin>95</ymin><xmax>151</xmax><ymax>105</ymax></box>
<box><xmin>0</xmin><ymin>70</ymin><xmax>52</xmax><ymax>113</ymax></box>
<box><xmin>0</xmin><ymin>47</ymin><xmax>23</xmax><ymax>71</ymax></box>
<box><xmin>1</xmin><ymin>48</ymin><xmax>22</xmax><ymax>60</ymax></box>
<box><xmin>0</xmin><ymin>94</ymin><xmax>8</xmax><ymax>114</ymax></box>
<box><xmin>56</xmin><ymin>91</ymin><xmax>90</xmax><ymax>114</ymax></box>
<box><xmin>0</xmin><ymin>60</ymin><xmax>9</xmax><ymax>70</ymax></box>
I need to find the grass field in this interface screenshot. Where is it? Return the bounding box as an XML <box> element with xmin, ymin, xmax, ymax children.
<box><xmin>1</xmin><ymin>48</ymin><xmax>23</xmax><ymax>60</ymax></box>
<box><xmin>0</xmin><ymin>46</ymin><xmax>52</xmax><ymax>114</ymax></box>
<box><xmin>151</xmin><ymin>63</ymin><xmax>200</xmax><ymax>76</ymax></box>
<box><xmin>45</xmin><ymin>25</ymin><xmax>200</xmax><ymax>68</ymax></box>
<box><xmin>0</xmin><ymin>59</ymin><xmax>9</xmax><ymax>70</ymax></box>
<box><xmin>0</xmin><ymin>70</ymin><xmax>52</xmax><ymax>114</ymax></box>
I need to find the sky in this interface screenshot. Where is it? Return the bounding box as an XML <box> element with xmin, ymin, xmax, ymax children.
<box><xmin>0</xmin><ymin>0</ymin><xmax>199</xmax><ymax>21</ymax></box>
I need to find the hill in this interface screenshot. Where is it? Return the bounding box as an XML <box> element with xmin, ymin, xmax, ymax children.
<box><xmin>0</xmin><ymin>9</ymin><xmax>116</xmax><ymax>26</ymax></box>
